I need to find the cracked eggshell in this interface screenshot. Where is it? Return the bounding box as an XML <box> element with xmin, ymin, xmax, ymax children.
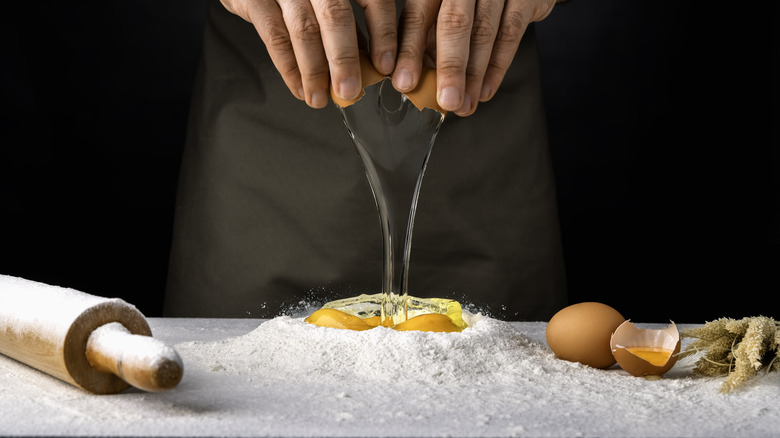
<box><xmin>610</xmin><ymin>320</ymin><xmax>681</xmax><ymax>378</ymax></box>
<box><xmin>330</xmin><ymin>52</ymin><xmax>445</xmax><ymax>115</ymax></box>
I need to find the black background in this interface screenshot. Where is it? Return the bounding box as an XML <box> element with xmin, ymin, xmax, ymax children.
<box><xmin>2</xmin><ymin>1</ymin><xmax>777</xmax><ymax>322</ymax></box>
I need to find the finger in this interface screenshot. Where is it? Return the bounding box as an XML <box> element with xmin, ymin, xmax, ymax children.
<box><xmin>355</xmin><ymin>0</ymin><xmax>397</xmax><ymax>75</ymax></box>
<box><xmin>456</xmin><ymin>0</ymin><xmax>503</xmax><ymax>116</ymax></box>
<box><xmin>244</xmin><ymin>0</ymin><xmax>305</xmax><ymax>101</ymax></box>
<box><xmin>435</xmin><ymin>0</ymin><xmax>476</xmax><ymax>112</ymax></box>
<box><xmin>277</xmin><ymin>0</ymin><xmax>331</xmax><ymax>108</ymax></box>
<box><xmin>310</xmin><ymin>0</ymin><xmax>362</xmax><ymax>101</ymax></box>
<box><xmin>393</xmin><ymin>0</ymin><xmax>439</xmax><ymax>92</ymax></box>
<box><xmin>480</xmin><ymin>0</ymin><xmax>528</xmax><ymax>102</ymax></box>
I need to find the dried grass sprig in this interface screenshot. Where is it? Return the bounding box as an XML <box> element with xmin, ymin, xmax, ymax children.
<box><xmin>680</xmin><ymin>316</ymin><xmax>779</xmax><ymax>393</ymax></box>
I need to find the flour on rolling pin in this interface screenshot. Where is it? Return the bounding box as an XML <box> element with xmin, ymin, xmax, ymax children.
<box><xmin>0</xmin><ymin>274</ymin><xmax>183</xmax><ymax>394</ymax></box>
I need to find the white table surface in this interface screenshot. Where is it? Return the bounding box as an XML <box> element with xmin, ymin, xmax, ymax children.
<box><xmin>0</xmin><ymin>318</ymin><xmax>778</xmax><ymax>437</ymax></box>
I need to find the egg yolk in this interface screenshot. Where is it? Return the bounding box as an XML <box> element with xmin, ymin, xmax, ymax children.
<box><xmin>626</xmin><ymin>347</ymin><xmax>674</xmax><ymax>367</ymax></box>
<box><xmin>362</xmin><ymin>315</ymin><xmax>395</xmax><ymax>327</ymax></box>
<box><xmin>305</xmin><ymin>309</ymin><xmax>463</xmax><ymax>333</ymax></box>
<box><xmin>392</xmin><ymin>313</ymin><xmax>462</xmax><ymax>333</ymax></box>
<box><xmin>304</xmin><ymin>309</ymin><xmax>373</xmax><ymax>331</ymax></box>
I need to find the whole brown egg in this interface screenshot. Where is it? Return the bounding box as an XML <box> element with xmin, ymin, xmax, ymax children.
<box><xmin>545</xmin><ymin>302</ymin><xmax>625</xmax><ymax>369</ymax></box>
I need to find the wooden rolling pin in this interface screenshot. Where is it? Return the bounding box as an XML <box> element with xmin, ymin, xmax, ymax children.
<box><xmin>0</xmin><ymin>274</ymin><xmax>183</xmax><ymax>394</ymax></box>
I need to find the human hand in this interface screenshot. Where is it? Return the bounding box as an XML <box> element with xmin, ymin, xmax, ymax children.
<box><xmin>392</xmin><ymin>0</ymin><xmax>557</xmax><ymax>116</ymax></box>
<box><xmin>220</xmin><ymin>0</ymin><xmax>398</xmax><ymax>108</ymax></box>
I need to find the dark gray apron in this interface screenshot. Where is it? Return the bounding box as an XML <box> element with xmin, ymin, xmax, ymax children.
<box><xmin>164</xmin><ymin>0</ymin><xmax>566</xmax><ymax>320</ymax></box>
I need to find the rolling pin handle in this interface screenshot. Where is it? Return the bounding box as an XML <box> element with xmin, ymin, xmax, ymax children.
<box><xmin>85</xmin><ymin>322</ymin><xmax>183</xmax><ymax>392</ymax></box>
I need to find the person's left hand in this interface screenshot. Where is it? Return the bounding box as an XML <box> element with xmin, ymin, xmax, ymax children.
<box><xmin>392</xmin><ymin>0</ymin><xmax>558</xmax><ymax>116</ymax></box>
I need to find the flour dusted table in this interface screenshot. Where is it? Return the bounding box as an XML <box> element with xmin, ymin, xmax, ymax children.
<box><xmin>1</xmin><ymin>318</ymin><xmax>777</xmax><ymax>437</ymax></box>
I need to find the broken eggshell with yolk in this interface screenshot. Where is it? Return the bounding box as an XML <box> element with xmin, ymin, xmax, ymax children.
<box><xmin>610</xmin><ymin>320</ymin><xmax>681</xmax><ymax>378</ymax></box>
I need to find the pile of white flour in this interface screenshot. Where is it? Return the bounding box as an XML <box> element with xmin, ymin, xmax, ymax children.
<box><xmin>171</xmin><ymin>315</ymin><xmax>779</xmax><ymax>437</ymax></box>
<box><xmin>178</xmin><ymin>314</ymin><xmax>549</xmax><ymax>386</ymax></box>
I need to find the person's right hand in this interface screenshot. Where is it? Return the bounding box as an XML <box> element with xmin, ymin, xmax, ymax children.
<box><xmin>392</xmin><ymin>0</ymin><xmax>557</xmax><ymax>116</ymax></box>
<box><xmin>220</xmin><ymin>0</ymin><xmax>398</xmax><ymax>109</ymax></box>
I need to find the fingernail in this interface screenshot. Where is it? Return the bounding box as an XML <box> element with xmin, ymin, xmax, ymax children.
<box><xmin>480</xmin><ymin>83</ymin><xmax>491</xmax><ymax>101</ymax></box>
<box><xmin>394</xmin><ymin>69</ymin><xmax>413</xmax><ymax>91</ymax></box>
<box><xmin>456</xmin><ymin>93</ymin><xmax>472</xmax><ymax>116</ymax></box>
<box><xmin>297</xmin><ymin>87</ymin><xmax>305</xmax><ymax>101</ymax></box>
<box><xmin>438</xmin><ymin>86</ymin><xmax>461</xmax><ymax>111</ymax></box>
<box><xmin>339</xmin><ymin>77</ymin><xmax>361</xmax><ymax>101</ymax></box>
<box><xmin>379</xmin><ymin>51</ymin><xmax>395</xmax><ymax>75</ymax></box>
<box><xmin>310</xmin><ymin>90</ymin><xmax>328</xmax><ymax>108</ymax></box>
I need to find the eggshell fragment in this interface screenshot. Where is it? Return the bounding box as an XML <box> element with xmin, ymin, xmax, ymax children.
<box><xmin>546</xmin><ymin>302</ymin><xmax>625</xmax><ymax>369</ymax></box>
<box><xmin>610</xmin><ymin>320</ymin><xmax>681</xmax><ymax>378</ymax></box>
<box><xmin>403</xmin><ymin>68</ymin><xmax>440</xmax><ymax>113</ymax></box>
<box><xmin>330</xmin><ymin>52</ymin><xmax>445</xmax><ymax>115</ymax></box>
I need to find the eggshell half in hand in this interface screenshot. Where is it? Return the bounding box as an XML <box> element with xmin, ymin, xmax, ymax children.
<box><xmin>610</xmin><ymin>320</ymin><xmax>681</xmax><ymax>378</ymax></box>
<box><xmin>330</xmin><ymin>52</ymin><xmax>445</xmax><ymax>115</ymax></box>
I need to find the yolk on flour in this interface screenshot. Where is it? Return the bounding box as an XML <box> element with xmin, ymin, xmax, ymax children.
<box><xmin>305</xmin><ymin>308</ymin><xmax>463</xmax><ymax>333</ymax></box>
